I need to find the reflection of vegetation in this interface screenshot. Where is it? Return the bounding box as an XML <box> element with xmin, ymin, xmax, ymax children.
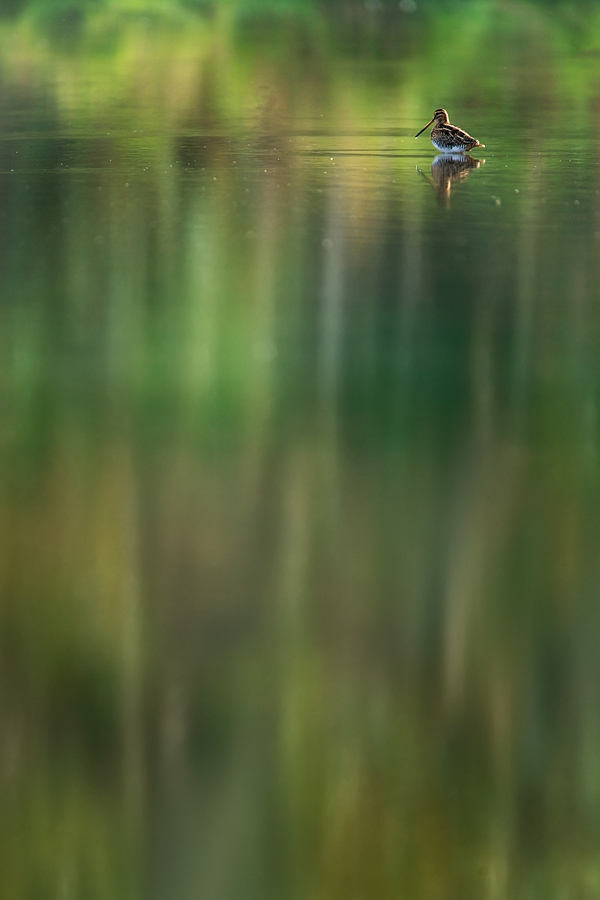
<box><xmin>2</xmin><ymin>2</ymin><xmax>600</xmax><ymax>899</ymax></box>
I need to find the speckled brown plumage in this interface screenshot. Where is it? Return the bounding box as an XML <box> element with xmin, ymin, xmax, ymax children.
<box><xmin>415</xmin><ymin>108</ymin><xmax>484</xmax><ymax>153</ymax></box>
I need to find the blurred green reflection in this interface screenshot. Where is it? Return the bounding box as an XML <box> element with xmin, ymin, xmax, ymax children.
<box><xmin>2</xmin><ymin>2</ymin><xmax>600</xmax><ymax>899</ymax></box>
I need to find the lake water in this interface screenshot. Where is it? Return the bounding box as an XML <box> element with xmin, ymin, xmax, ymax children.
<box><xmin>2</xmin><ymin>3</ymin><xmax>600</xmax><ymax>898</ymax></box>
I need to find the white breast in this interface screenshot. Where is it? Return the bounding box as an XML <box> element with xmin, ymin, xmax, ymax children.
<box><xmin>432</xmin><ymin>138</ymin><xmax>468</xmax><ymax>153</ymax></box>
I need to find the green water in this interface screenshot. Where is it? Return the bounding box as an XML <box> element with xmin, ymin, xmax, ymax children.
<box><xmin>2</xmin><ymin>3</ymin><xmax>600</xmax><ymax>898</ymax></box>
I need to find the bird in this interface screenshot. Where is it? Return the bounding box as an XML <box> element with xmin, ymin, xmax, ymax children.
<box><xmin>415</xmin><ymin>109</ymin><xmax>484</xmax><ymax>153</ymax></box>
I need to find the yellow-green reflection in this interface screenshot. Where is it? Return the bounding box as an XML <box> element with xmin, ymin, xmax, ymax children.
<box><xmin>1</xmin><ymin>3</ymin><xmax>600</xmax><ymax>899</ymax></box>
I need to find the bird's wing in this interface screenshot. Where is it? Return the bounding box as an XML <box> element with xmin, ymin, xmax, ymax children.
<box><xmin>449</xmin><ymin>125</ymin><xmax>474</xmax><ymax>142</ymax></box>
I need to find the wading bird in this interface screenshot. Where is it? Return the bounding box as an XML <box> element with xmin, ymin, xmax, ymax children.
<box><xmin>415</xmin><ymin>109</ymin><xmax>484</xmax><ymax>153</ymax></box>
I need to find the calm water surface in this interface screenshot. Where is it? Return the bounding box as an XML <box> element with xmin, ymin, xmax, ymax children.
<box><xmin>2</xmin><ymin>5</ymin><xmax>600</xmax><ymax>899</ymax></box>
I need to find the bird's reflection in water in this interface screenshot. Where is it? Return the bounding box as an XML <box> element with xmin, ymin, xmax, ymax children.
<box><xmin>419</xmin><ymin>153</ymin><xmax>484</xmax><ymax>207</ymax></box>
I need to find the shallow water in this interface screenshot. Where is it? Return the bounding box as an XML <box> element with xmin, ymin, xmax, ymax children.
<box><xmin>2</xmin><ymin>4</ymin><xmax>600</xmax><ymax>899</ymax></box>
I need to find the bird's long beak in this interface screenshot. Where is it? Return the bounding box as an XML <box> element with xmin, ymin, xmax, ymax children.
<box><xmin>415</xmin><ymin>116</ymin><xmax>435</xmax><ymax>138</ymax></box>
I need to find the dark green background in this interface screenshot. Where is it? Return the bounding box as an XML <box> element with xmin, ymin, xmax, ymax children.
<box><xmin>1</xmin><ymin>2</ymin><xmax>600</xmax><ymax>898</ymax></box>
